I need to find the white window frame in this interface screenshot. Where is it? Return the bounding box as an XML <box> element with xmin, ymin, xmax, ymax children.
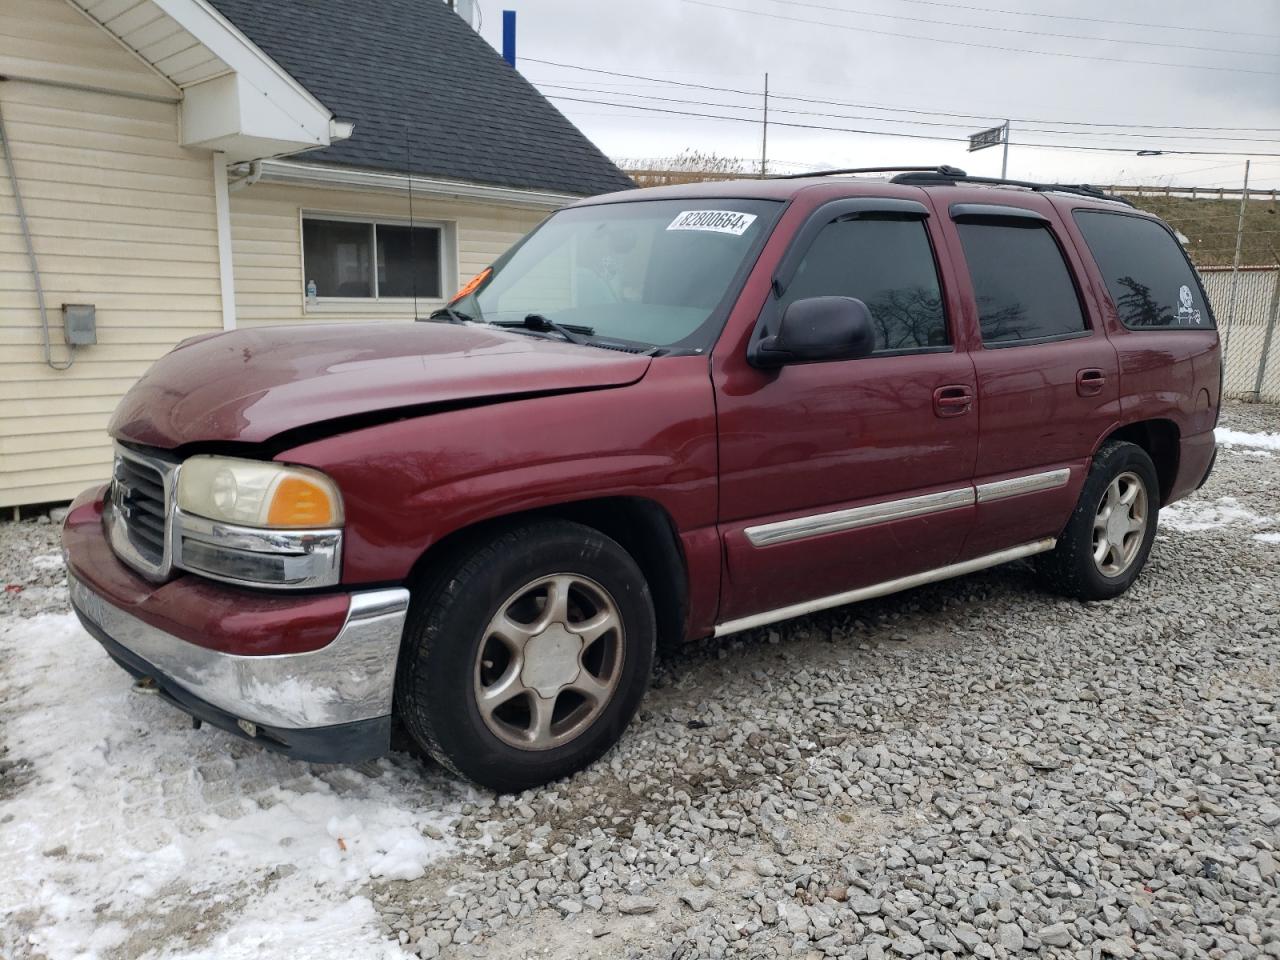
<box><xmin>300</xmin><ymin>211</ymin><xmax>458</xmax><ymax>312</ymax></box>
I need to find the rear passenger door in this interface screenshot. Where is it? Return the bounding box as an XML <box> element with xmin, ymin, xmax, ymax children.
<box><xmin>940</xmin><ymin>201</ymin><xmax>1120</xmax><ymax>560</ymax></box>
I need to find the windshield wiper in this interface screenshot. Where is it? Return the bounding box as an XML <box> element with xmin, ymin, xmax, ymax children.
<box><xmin>425</xmin><ymin>305</ymin><xmax>473</xmax><ymax>324</ymax></box>
<box><xmin>490</xmin><ymin>314</ymin><xmax>594</xmax><ymax>345</ymax></box>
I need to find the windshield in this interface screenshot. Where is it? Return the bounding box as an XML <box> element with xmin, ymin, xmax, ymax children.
<box><xmin>451</xmin><ymin>198</ymin><xmax>782</xmax><ymax>350</ymax></box>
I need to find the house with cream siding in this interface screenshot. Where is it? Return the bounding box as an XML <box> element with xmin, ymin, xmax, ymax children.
<box><xmin>0</xmin><ymin>0</ymin><xmax>632</xmax><ymax>511</ymax></box>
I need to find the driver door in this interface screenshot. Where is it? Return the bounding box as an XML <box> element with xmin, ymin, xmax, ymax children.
<box><xmin>712</xmin><ymin>199</ymin><xmax>979</xmax><ymax>627</ymax></box>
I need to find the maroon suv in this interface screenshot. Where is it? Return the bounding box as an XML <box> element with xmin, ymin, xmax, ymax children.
<box><xmin>63</xmin><ymin>167</ymin><xmax>1221</xmax><ymax>791</ymax></box>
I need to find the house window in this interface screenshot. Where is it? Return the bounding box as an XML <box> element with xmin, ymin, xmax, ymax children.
<box><xmin>302</xmin><ymin>217</ymin><xmax>443</xmax><ymax>300</ymax></box>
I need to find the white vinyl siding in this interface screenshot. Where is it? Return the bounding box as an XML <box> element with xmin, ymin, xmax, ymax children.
<box><xmin>0</xmin><ymin>0</ymin><xmax>221</xmax><ymax>508</ymax></box>
<box><xmin>230</xmin><ymin>182</ymin><xmax>548</xmax><ymax>326</ymax></box>
<box><xmin>0</xmin><ymin>0</ymin><xmax>179</xmax><ymax>100</ymax></box>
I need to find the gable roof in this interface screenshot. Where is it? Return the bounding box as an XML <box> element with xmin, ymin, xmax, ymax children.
<box><xmin>206</xmin><ymin>0</ymin><xmax>634</xmax><ymax>197</ymax></box>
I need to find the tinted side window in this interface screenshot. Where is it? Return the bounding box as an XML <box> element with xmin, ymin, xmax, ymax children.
<box><xmin>1073</xmin><ymin>211</ymin><xmax>1213</xmax><ymax>329</ymax></box>
<box><xmin>956</xmin><ymin>221</ymin><xmax>1087</xmax><ymax>345</ymax></box>
<box><xmin>782</xmin><ymin>218</ymin><xmax>948</xmax><ymax>353</ymax></box>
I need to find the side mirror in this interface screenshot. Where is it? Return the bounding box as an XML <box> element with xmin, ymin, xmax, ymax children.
<box><xmin>750</xmin><ymin>296</ymin><xmax>876</xmax><ymax>368</ymax></box>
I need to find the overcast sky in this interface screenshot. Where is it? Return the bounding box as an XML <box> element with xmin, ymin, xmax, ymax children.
<box><xmin>470</xmin><ymin>0</ymin><xmax>1280</xmax><ymax>189</ymax></box>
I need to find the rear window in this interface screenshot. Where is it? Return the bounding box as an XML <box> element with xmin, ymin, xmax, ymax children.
<box><xmin>956</xmin><ymin>221</ymin><xmax>1087</xmax><ymax>345</ymax></box>
<box><xmin>1073</xmin><ymin>210</ymin><xmax>1214</xmax><ymax>329</ymax></box>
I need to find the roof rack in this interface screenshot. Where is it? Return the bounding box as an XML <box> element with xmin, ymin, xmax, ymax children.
<box><xmin>767</xmin><ymin>164</ymin><xmax>969</xmax><ymax>181</ymax></box>
<box><xmin>889</xmin><ymin>170</ymin><xmax>1136</xmax><ymax>208</ymax></box>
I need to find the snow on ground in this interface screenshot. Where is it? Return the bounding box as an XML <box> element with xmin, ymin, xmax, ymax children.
<box><xmin>1159</xmin><ymin>495</ymin><xmax>1274</xmax><ymax>533</ymax></box>
<box><xmin>1216</xmin><ymin>427</ymin><xmax>1280</xmax><ymax>452</ymax></box>
<box><xmin>1256</xmin><ymin>532</ymin><xmax>1280</xmax><ymax>544</ymax></box>
<box><xmin>0</xmin><ymin>612</ymin><xmax>470</xmax><ymax>960</ymax></box>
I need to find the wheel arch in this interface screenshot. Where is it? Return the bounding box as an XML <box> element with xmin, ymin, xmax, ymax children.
<box><xmin>1094</xmin><ymin>418</ymin><xmax>1180</xmax><ymax>505</ymax></box>
<box><xmin>405</xmin><ymin>496</ymin><xmax>690</xmax><ymax>650</ymax></box>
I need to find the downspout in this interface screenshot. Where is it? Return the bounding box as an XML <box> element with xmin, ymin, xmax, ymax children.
<box><xmin>213</xmin><ymin>154</ymin><xmax>237</xmax><ymax>331</ymax></box>
<box><xmin>0</xmin><ymin>83</ymin><xmax>73</xmax><ymax>369</ymax></box>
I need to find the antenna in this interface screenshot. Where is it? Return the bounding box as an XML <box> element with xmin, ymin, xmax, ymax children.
<box><xmin>405</xmin><ymin>125</ymin><xmax>419</xmax><ymax>320</ymax></box>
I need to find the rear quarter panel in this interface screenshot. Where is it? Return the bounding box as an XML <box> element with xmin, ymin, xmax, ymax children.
<box><xmin>1053</xmin><ymin>200</ymin><xmax>1221</xmax><ymax>501</ymax></box>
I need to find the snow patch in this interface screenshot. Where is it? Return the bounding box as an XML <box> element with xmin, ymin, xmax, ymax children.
<box><xmin>1216</xmin><ymin>428</ymin><xmax>1280</xmax><ymax>452</ymax></box>
<box><xmin>1255</xmin><ymin>532</ymin><xmax>1280</xmax><ymax>544</ymax></box>
<box><xmin>30</xmin><ymin>554</ymin><xmax>65</xmax><ymax>572</ymax></box>
<box><xmin>0</xmin><ymin>612</ymin><xmax>467</xmax><ymax>959</ymax></box>
<box><xmin>1161</xmin><ymin>497</ymin><xmax>1270</xmax><ymax>532</ymax></box>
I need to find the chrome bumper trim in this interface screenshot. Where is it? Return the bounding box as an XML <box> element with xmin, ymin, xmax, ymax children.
<box><xmin>173</xmin><ymin>508</ymin><xmax>342</xmax><ymax>590</ymax></box>
<box><xmin>744</xmin><ymin>486</ymin><xmax>975</xmax><ymax>548</ymax></box>
<box><xmin>714</xmin><ymin>538</ymin><xmax>1056</xmax><ymax>637</ymax></box>
<box><xmin>976</xmin><ymin>468</ymin><xmax>1071</xmax><ymax>503</ymax></box>
<box><xmin>69</xmin><ymin>573</ymin><xmax>409</xmax><ymax>730</ymax></box>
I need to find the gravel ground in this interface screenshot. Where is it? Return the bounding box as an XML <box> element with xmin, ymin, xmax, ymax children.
<box><xmin>2</xmin><ymin>403</ymin><xmax>1278</xmax><ymax>960</ymax></box>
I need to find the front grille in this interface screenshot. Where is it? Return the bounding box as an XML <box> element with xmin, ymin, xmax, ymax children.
<box><xmin>111</xmin><ymin>451</ymin><xmax>171</xmax><ymax>569</ymax></box>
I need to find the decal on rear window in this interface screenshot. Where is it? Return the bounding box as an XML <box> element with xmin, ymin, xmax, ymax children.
<box><xmin>1176</xmin><ymin>284</ymin><xmax>1203</xmax><ymax>325</ymax></box>
<box><xmin>666</xmin><ymin>210</ymin><xmax>758</xmax><ymax>236</ymax></box>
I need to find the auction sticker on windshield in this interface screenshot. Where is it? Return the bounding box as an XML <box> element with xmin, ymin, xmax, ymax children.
<box><xmin>667</xmin><ymin>210</ymin><xmax>758</xmax><ymax>236</ymax></box>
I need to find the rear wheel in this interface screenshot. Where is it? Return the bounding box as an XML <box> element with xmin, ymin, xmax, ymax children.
<box><xmin>395</xmin><ymin>520</ymin><xmax>655</xmax><ymax>792</ymax></box>
<box><xmin>1036</xmin><ymin>441</ymin><xmax>1159</xmax><ymax>601</ymax></box>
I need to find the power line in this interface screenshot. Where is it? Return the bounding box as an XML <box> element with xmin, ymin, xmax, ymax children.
<box><xmin>544</xmin><ymin>93</ymin><xmax>1280</xmax><ymax>156</ymax></box>
<box><xmin>682</xmin><ymin>0</ymin><xmax>1280</xmax><ymax>77</ymax></box>
<box><xmin>533</xmin><ymin>82</ymin><xmax>1280</xmax><ymax>144</ymax></box>
<box><xmin>867</xmin><ymin>0</ymin><xmax>1280</xmax><ymax>41</ymax></box>
<box><xmin>756</xmin><ymin>0</ymin><xmax>1278</xmax><ymax>58</ymax></box>
<box><xmin>524</xmin><ymin>59</ymin><xmax>1280</xmax><ymax>132</ymax></box>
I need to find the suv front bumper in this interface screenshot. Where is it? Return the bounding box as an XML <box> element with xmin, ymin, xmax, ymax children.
<box><xmin>63</xmin><ymin>487</ymin><xmax>409</xmax><ymax>764</ymax></box>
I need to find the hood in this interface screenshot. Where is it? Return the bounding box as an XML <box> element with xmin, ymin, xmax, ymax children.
<box><xmin>110</xmin><ymin>323</ymin><xmax>652</xmax><ymax>448</ymax></box>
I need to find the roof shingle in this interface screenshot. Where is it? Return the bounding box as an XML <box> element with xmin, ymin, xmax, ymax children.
<box><xmin>208</xmin><ymin>0</ymin><xmax>634</xmax><ymax>196</ymax></box>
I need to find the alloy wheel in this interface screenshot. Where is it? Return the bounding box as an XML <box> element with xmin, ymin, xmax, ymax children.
<box><xmin>1092</xmin><ymin>471</ymin><xmax>1148</xmax><ymax>577</ymax></box>
<box><xmin>473</xmin><ymin>574</ymin><xmax>625</xmax><ymax>750</ymax></box>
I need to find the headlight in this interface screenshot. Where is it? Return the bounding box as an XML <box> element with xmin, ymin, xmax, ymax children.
<box><xmin>172</xmin><ymin>456</ymin><xmax>343</xmax><ymax>589</ymax></box>
<box><xmin>176</xmin><ymin>456</ymin><xmax>343</xmax><ymax>528</ymax></box>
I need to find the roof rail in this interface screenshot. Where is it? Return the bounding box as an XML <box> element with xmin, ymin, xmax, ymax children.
<box><xmin>767</xmin><ymin>164</ymin><xmax>968</xmax><ymax>181</ymax></box>
<box><xmin>889</xmin><ymin>170</ymin><xmax>1136</xmax><ymax>208</ymax></box>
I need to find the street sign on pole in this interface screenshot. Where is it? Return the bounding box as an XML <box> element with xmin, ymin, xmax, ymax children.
<box><xmin>968</xmin><ymin>124</ymin><xmax>1006</xmax><ymax>153</ymax></box>
<box><xmin>969</xmin><ymin>122</ymin><xmax>1010</xmax><ymax>178</ymax></box>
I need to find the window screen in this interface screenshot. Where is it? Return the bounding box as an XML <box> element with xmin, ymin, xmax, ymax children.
<box><xmin>781</xmin><ymin>217</ymin><xmax>948</xmax><ymax>352</ymax></box>
<box><xmin>376</xmin><ymin>225</ymin><xmax>442</xmax><ymax>298</ymax></box>
<box><xmin>303</xmin><ymin>218</ymin><xmax>443</xmax><ymax>300</ymax></box>
<box><xmin>956</xmin><ymin>221</ymin><xmax>1087</xmax><ymax>344</ymax></box>
<box><xmin>1073</xmin><ymin>211</ymin><xmax>1212</xmax><ymax>329</ymax></box>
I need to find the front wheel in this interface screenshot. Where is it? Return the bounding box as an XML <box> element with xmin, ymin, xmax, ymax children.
<box><xmin>395</xmin><ymin>520</ymin><xmax>655</xmax><ymax>792</ymax></box>
<box><xmin>1036</xmin><ymin>441</ymin><xmax>1160</xmax><ymax>601</ymax></box>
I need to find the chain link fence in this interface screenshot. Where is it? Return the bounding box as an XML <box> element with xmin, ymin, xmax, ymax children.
<box><xmin>1201</xmin><ymin>267</ymin><xmax>1280</xmax><ymax>403</ymax></box>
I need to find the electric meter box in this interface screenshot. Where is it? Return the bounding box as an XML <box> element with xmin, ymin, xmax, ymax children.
<box><xmin>62</xmin><ymin>303</ymin><xmax>97</xmax><ymax>345</ymax></box>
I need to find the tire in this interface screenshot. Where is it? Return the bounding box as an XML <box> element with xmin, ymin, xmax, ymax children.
<box><xmin>1035</xmin><ymin>441</ymin><xmax>1160</xmax><ymax>601</ymax></box>
<box><xmin>395</xmin><ymin>519</ymin><xmax>656</xmax><ymax>792</ymax></box>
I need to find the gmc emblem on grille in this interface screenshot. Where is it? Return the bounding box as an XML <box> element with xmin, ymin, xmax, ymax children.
<box><xmin>110</xmin><ymin>479</ymin><xmax>134</xmax><ymax>520</ymax></box>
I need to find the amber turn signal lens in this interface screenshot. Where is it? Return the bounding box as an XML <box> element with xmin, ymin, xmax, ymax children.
<box><xmin>267</xmin><ymin>475</ymin><xmax>339</xmax><ymax>527</ymax></box>
<box><xmin>450</xmin><ymin>267</ymin><xmax>492</xmax><ymax>303</ymax></box>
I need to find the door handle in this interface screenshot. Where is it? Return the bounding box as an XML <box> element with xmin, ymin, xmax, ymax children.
<box><xmin>933</xmin><ymin>385</ymin><xmax>973</xmax><ymax>418</ymax></box>
<box><xmin>1076</xmin><ymin>368</ymin><xmax>1106</xmax><ymax>397</ymax></box>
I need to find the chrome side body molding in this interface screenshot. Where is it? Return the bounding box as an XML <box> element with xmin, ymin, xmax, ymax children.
<box><xmin>744</xmin><ymin>468</ymin><xmax>1073</xmax><ymax>549</ymax></box>
<box><xmin>975</xmin><ymin>468</ymin><xmax>1071</xmax><ymax>503</ymax></box>
<box><xmin>715</xmin><ymin>538</ymin><xmax>1056</xmax><ymax>637</ymax></box>
<box><xmin>744</xmin><ymin>487</ymin><xmax>975</xmax><ymax>547</ymax></box>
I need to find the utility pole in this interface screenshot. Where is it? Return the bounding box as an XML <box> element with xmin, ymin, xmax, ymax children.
<box><xmin>1222</xmin><ymin>158</ymin><xmax>1251</xmax><ymax>369</ymax></box>
<box><xmin>1001</xmin><ymin>121</ymin><xmax>1010</xmax><ymax>179</ymax></box>
<box><xmin>760</xmin><ymin>73</ymin><xmax>769</xmax><ymax>179</ymax></box>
